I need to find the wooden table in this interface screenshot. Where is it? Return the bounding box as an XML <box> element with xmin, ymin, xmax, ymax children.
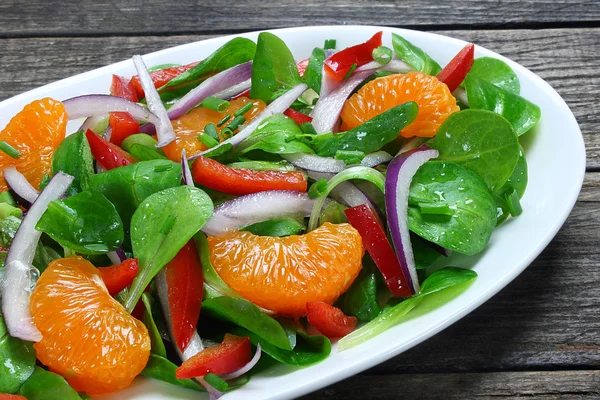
<box><xmin>1</xmin><ymin>1</ymin><xmax>598</xmax><ymax>398</ymax></box>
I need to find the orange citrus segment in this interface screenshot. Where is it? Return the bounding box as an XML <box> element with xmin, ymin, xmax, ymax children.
<box><xmin>163</xmin><ymin>97</ymin><xmax>265</xmax><ymax>161</ymax></box>
<box><xmin>30</xmin><ymin>256</ymin><xmax>150</xmax><ymax>395</ymax></box>
<box><xmin>340</xmin><ymin>72</ymin><xmax>459</xmax><ymax>138</ymax></box>
<box><xmin>207</xmin><ymin>223</ymin><xmax>364</xmax><ymax>316</ymax></box>
<box><xmin>0</xmin><ymin>98</ymin><xmax>67</xmax><ymax>190</ymax></box>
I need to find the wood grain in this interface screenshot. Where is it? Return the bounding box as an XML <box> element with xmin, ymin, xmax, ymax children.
<box><xmin>0</xmin><ymin>28</ymin><xmax>598</xmax><ymax>166</ymax></box>
<box><xmin>1</xmin><ymin>0</ymin><xmax>599</xmax><ymax>37</ymax></box>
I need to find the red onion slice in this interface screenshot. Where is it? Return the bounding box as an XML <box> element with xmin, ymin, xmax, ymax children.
<box><xmin>310</xmin><ymin>70</ymin><xmax>372</xmax><ymax>134</ymax></box>
<box><xmin>453</xmin><ymin>87</ymin><xmax>469</xmax><ymax>105</ymax></box>
<box><xmin>181</xmin><ymin>149</ymin><xmax>194</xmax><ymax>187</ymax></box>
<box><xmin>283</xmin><ymin>150</ymin><xmax>392</xmax><ymax>174</ymax></box>
<box><xmin>362</xmin><ymin>151</ymin><xmax>393</xmax><ymax>167</ymax></box>
<box><xmin>201</xmin><ymin>190</ymin><xmax>315</xmax><ymax>237</ymax></box>
<box><xmin>218</xmin><ymin>343</ymin><xmax>262</xmax><ymax>380</ymax></box>
<box><xmin>2</xmin><ymin>171</ymin><xmax>74</xmax><ymax>341</ymax></box>
<box><xmin>132</xmin><ymin>55</ymin><xmax>176</xmax><ymax>147</ymax></box>
<box><xmin>384</xmin><ymin>146</ymin><xmax>439</xmax><ymax>294</ymax></box>
<box><xmin>193</xmin><ymin>83</ymin><xmax>308</xmax><ymax>158</ymax></box>
<box><xmin>168</xmin><ymin>62</ymin><xmax>253</xmax><ymax>120</ymax></box>
<box><xmin>356</xmin><ymin>59</ymin><xmax>412</xmax><ymax>74</ymax></box>
<box><xmin>78</xmin><ymin>115</ymin><xmax>106</xmax><ymax>133</ymax></box>
<box><xmin>107</xmin><ymin>248</ymin><xmax>127</xmax><ymax>265</ymax></box>
<box><xmin>63</xmin><ymin>94</ymin><xmax>159</xmax><ymax>124</ymax></box>
<box><xmin>213</xmin><ymin>78</ymin><xmax>252</xmax><ymax>100</ymax></box>
<box><xmin>3</xmin><ymin>166</ymin><xmax>40</xmax><ymax>207</ymax></box>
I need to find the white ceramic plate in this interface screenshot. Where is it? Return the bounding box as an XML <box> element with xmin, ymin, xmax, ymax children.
<box><xmin>0</xmin><ymin>25</ymin><xmax>585</xmax><ymax>400</ymax></box>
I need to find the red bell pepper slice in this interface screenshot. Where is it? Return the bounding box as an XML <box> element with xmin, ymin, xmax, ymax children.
<box><xmin>323</xmin><ymin>32</ymin><xmax>382</xmax><ymax>82</ymax></box>
<box><xmin>85</xmin><ymin>129</ymin><xmax>137</xmax><ymax>170</ymax></box>
<box><xmin>296</xmin><ymin>57</ymin><xmax>310</xmax><ymax>77</ymax></box>
<box><xmin>436</xmin><ymin>43</ymin><xmax>475</xmax><ymax>93</ymax></box>
<box><xmin>176</xmin><ymin>334</ymin><xmax>252</xmax><ymax>379</ymax></box>
<box><xmin>98</xmin><ymin>258</ymin><xmax>139</xmax><ymax>296</ymax></box>
<box><xmin>284</xmin><ymin>108</ymin><xmax>313</xmax><ymax>125</ymax></box>
<box><xmin>110</xmin><ymin>75</ymin><xmax>139</xmax><ymax>102</ymax></box>
<box><xmin>131</xmin><ymin>62</ymin><xmax>199</xmax><ymax>99</ymax></box>
<box><xmin>108</xmin><ymin>112</ymin><xmax>140</xmax><ymax>146</ymax></box>
<box><xmin>0</xmin><ymin>394</ymin><xmax>28</xmax><ymax>400</ymax></box>
<box><xmin>306</xmin><ymin>301</ymin><xmax>357</xmax><ymax>338</ymax></box>
<box><xmin>192</xmin><ymin>156</ymin><xmax>307</xmax><ymax>195</ymax></box>
<box><xmin>163</xmin><ymin>240</ymin><xmax>204</xmax><ymax>352</ymax></box>
<box><xmin>344</xmin><ymin>204</ymin><xmax>412</xmax><ymax>297</ymax></box>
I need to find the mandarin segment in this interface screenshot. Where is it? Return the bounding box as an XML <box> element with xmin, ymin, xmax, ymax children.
<box><xmin>340</xmin><ymin>72</ymin><xmax>459</xmax><ymax>138</ymax></box>
<box><xmin>163</xmin><ymin>97</ymin><xmax>265</xmax><ymax>161</ymax></box>
<box><xmin>208</xmin><ymin>223</ymin><xmax>364</xmax><ymax>316</ymax></box>
<box><xmin>30</xmin><ymin>256</ymin><xmax>150</xmax><ymax>395</ymax></box>
<box><xmin>0</xmin><ymin>98</ymin><xmax>67</xmax><ymax>190</ymax></box>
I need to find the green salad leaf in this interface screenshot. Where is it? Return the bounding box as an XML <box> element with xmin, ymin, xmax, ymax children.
<box><xmin>304</xmin><ymin>47</ymin><xmax>326</xmax><ymax>94</ymax></box>
<box><xmin>161</xmin><ymin>38</ymin><xmax>257</xmax><ymax>91</ymax></box>
<box><xmin>408</xmin><ymin>161</ymin><xmax>497</xmax><ymax>255</ymax></box>
<box><xmin>0</xmin><ymin>315</ymin><xmax>36</xmax><ymax>394</ymax></box>
<box><xmin>250</xmin><ymin>32</ymin><xmax>303</xmax><ymax>103</ymax></box>
<box><xmin>242</xmin><ymin>218</ymin><xmax>305</xmax><ymax>237</ymax></box>
<box><xmin>496</xmin><ymin>146</ymin><xmax>528</xmax><ymax>224</ymax></box>
<box><xmin>391</xmin><ymin>33</ymin><xmax>441</xmax><ymax>76</ymax></box>
<box><xmin>36</xmin><ymin>191</ymin><xmax>124</xmax><ymax>255</ymax></box>
<box><xmin>202</xmin><ymin>296</ymin><xmax>292</xmax><ymax>350</ymax></box>
<box><xmin>142</xmin><ymin>354</ymin><xmax>204</xmax><ymax>392</ymax></box>
<box><xmin>412</xmin><ymin>233</ymin><xmax>442</xmax><ymax>269</ymax></box>
<box><xmin>19</xmin><ymin>367</ymin><xmax>82</xmax><ymax>400</ymax></box>
<box><xmin>466</xmin><ymin>57</ymin><xmax>520</xmax><ymax>94</ymax></box>
<box><xmin>51</xmin><ymin>130</ymin><xmax>94</xmax><ymax>194</ymax></box>
<box><xmin>194</xmin><ymin>232</ymin><xmax>241</xmax><ymax>299</ymax></box>
<box><xmin>432</xmin><ymin>109</ymin><xmax>520</xmax><ymax>192</ymax></box>
<box><xmin>340</xmin><ymin>257</ymin><xmax>380</xmax><ymax>322</ymax></box>
<box><xmin>237</xmin><ymin>114</ymin><xmax>314</xmax><ymax>155</ymax></box>
<box><xmin>227</xmin><ymin>160</ymin><xmax>295</xmax><ymax>171</ymax></box>
<box><xmin>339</xmin><ymin>267</ymin><xmax>477</xmax><ymax>350</ymax></box>
<box><xmin>128</xmin><ymin>144</ymin><xmax>168</xmax><ymax>161</ymax></box>
<box><xmin>125</xmin><ymin>186</ymin><xmax>213</xmax><ymax>312</ymax></box>
<box><xmin>464</xmin><ymin>74</ymin><xmax>541</xmax><ymax>136</ymax></box>
<box><xmin>141</xmin><ymin>293</ymin><xmax>167</xmax><ymax>358</ymax></box>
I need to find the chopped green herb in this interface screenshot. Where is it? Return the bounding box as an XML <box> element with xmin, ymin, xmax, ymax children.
<box><xmin>204</xmin><ymin>123</ymin><xmax>220</xmax><ymax>141</ymax></box>
<box><xmin>505</xmin><ymin>188</ymin><xmax>523</xmax><ymax>217</ymax></box>
<box><xmin>0</xmin><ymin>141</ymin><xmax>21</xmax><ymax>158</ymax></box>
<box><xmin>0</xmin><ymin>191</ymin><xmax>17</xmax><ymax>207</ymax></box>
<box><xmin>300</xmin><ymin>122</ymin><xmax>317</xmax><ymax>135</ymax></box>
<box><xmin>217</xmin><ymin>114</ymin><xmax>232</xmax><ymax>127</ymax></box>
<box><xmin>372</xmin><ymin>46</ymin><xmax>393</xmax><ymax>65</ymax></box>
<box><xmin>159</xmin><ymin>214</ymin><xmax>177</xmax><ymax>235</ymax></box>
<box><xmin>334</xmin><ymin>150</ymin><xmax>365</xmax><ymax>165</ymax></box>
<box><xmin>344</xmin><ymin>63</ymin><xmax>358</xmax><ymax>80</ymax></box>
<box><xmin>153</xmin><ymin>164</ymin><xmax>173</xmax><ymax>172</ymax></box>
<box><xmin>324</xmin><ymin>39</ymin><xmax>337</xmax><ymax>50</ymax></box>
<box><xmin>418</xmin><ymin>202</ymin><xmax>453</xmax><ymax>216</ymax></box>
<box><xmin>201</xmin><ymin>96</ymin><xmax>230</xmax><ymax>112</ymax></box>
<box><xmin>226</xmin><ymin>115</ymin><xmax>246</xmax><ymax>131</ymax></box>
<box><xmin>198</xmin><ymin>134</ymin><xmax>219</xmax><ymax>148</ymax></box>
<box><xmin>308</xmin><ymin>179</ymin><xmax>329</xmax><ymax>199</ymax></box>
<box><xmin>234</xmin><ymin>102</ymin><xmax>254</xmax><ymax>117</ymax></box>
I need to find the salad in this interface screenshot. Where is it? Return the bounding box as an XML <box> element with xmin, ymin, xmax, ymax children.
<box><xmin>0</xmin><ymin>30</ymin><xmax>540</xmax><ymax>399</ymax></box>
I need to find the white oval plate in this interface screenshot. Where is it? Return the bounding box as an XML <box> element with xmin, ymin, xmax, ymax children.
<box><xmin>0</xmin><ymin>25</ymin><xmax>585</xmax><ymax>400</ymax></box>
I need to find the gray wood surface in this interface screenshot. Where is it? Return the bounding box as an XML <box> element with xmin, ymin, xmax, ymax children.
<box><xmin>0</xmin><ymin>1</ymin><xmax>598</xmax><ymax>398</ymax></box>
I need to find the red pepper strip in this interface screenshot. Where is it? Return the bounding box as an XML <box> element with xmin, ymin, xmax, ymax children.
<box><xmin>284</xmin><ymin>108</ymin><xmax>313</xmax><ymax>125</ymax></box>
<box><xmin>176</xmin><ymin>334</ymin><xmax>251</xmax><ymax>379</ymax></box>
<box><xmin>192</xmin><ymin>156</ymin><xmax>307</xmax><ymax>195</ymax></box>
<box><xmin>85</xmin><ymin>129</ymin><xmax>137</xmax><ymax>170</ymax></box>
<box><xmin>110</xmin><ymin>75</ymin><xmax>139</xmax><ymax>102</ymax></box>
<box><xmin>231</xmin><ymin>89</ymin><xmax>250</xmax><ymax>100</ymax></box>
<box><xmin>98</xmin><ymin>258</ymin><xmax>140</xmax><ymax>296</ymax></box>
<box><xmin>131</xmin><ymin>61</ymin><xmax>199</xmax><ymax>99</ymax></box>
<box><xmin>323</xmin><ymin>31</ymin><xmax>382</xmax><ymax>82</ymax></box>
<box><xmin>306</xmin><ymin>301</ymin><xmax>357</xmax><ymax>338</ymax></box>
<box><xmin>296</xmin><ymin>57</ymin><xmax>310</xmax><ymax>77</ymax></box>
<box><xmin>0</xmin><ymin>394</ymin><xmax>28</xmax><ymax>400</ymax></box>
<box><xmin>344</xmin><ymin>204</ymin><xmax>412</xmax><ymax>297</ymax></box>
<box><xmin>108</xmin><ymin>112</ymin><xmax>140</xmax><ymax>146</ymax></box>
<box><xmin>436</xmin><ymin>43</ymin><xmax>475</xmax><ymax>93</ymax></box>
<box><xmin>164</xmin><ymin>240</ymin><xmax>204</xmax><ymax>352</ymax></box>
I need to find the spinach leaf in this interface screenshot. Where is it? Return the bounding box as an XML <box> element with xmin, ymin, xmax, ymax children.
<box><xmin>0</xmin><ymin>215</ymin><xmax>21</xmax><ymax>248</ymax></box>
<box><xmin>142</xmin><ymin>293</ymin><xmax>167</xmax><ymax>358</ymax></box>
<box><xmin>142</xmin><ymin>354</ymin><xmax>204</xmax><ymax>392</ymax></box>
<box><xmin>340</xmin><ymin>257</ymin><xmax>380</xmax><ymax>322</ymax></box>
<box><xmin>202</xmin><ymin>297</ymin><xmax>292</xmax><ymax>350</ymax></box>
<box><xmin>125</xmin><ymin>186</ymin><xmax>213</xmax><ymax>312</ymax></box>
<box><xmin>36</xmin><ymin>191</ymin><xmax>124</xmax><ymax>255</ymax></box>
<box><xmin>19</xmin><ymin>366</ymin><xmax>82</xmax><ymax>400</ymax></box>
<box><xmin>232</xmin><ymin>326</ymin><xmax>331</xmax><ymax>366</ymax></box>
<box><xmin>242</xmin><ymin>218</ymin><xmax>305</xmax><ymax>237</ymax></box>
<box><xmin>496</xmin><ymin>146</ymin><xmax>528</xmax><ymax>224</ymax></box>
<box><xmin>466</xmin><ymin>57</ymin><xmax>520</xmax><ymax>94</ymax></box>
<box><xmin>313</xmin><ymin>102</ymin><xmax>418</xmax><ymax>157</ymax></box>
<box><xmin>339</xmin><ymin>267</ymin><xmax>477</xmax><ymax>350</ymax></box>
<box><xmin>194</xmin><ymin>233</ymin><xmax>240</xmax><ymax>299</ymax></box>
<box><xmin>250</xmin><ymin>32</ymin><xmax>303</xmax><ymax>103</ymax></box>
<box><xmin>391</xmin><ymin>33</ymin><xmax>441</xmax><ymax>76</ymax></box>
<box><xmin>161</xmin><ymin>38</ymin><xmax>257</xmax><ymax>91</ymax></box>
<box><xmin>0</xmin><ymin>315</ymin><xmax>36</xmax><ymax>393</ymax></box>
<box><xmin>304</xmin><ymin>47</ymin><xmax>326</xmax><ymax>94</ymax></box>
<box><xmin>464</xmin><ymin>74</ymin><xmax>541</xmax><ymax>136</ymax></box>
<box><xmin>51</xmin><ymin>130</ymin><xmax>94</xmax><ymax>193</ymax></box>
<box><xmin>88</xmin><ymin>160</ymin><xmax>182</xmax><ymax>230</ymax></box>
<box><xmin>128</xmin><ymin>144</ymin><xmax>168</xmax><ymax>161</ymax></box>
<box><xmin>432</xmin><ymin>109</ymin><xmax>520</xmax><ymax>192</ymax></box>
<box><xmin>412</xmin><ymin>233</ymin><xmax>442</xmax><ymax>270</ymax></box>
<box><xmin>408</xmin><ymin>161</ymin><xmax>497</xmax><ymax>255</ymax></box>
<box><xmin>238</xmin><ymin>114</ymin><xmax>314</xmax><ymax>155</ymax></box>
<box><xmin>0</xmin><ymin>216</ymin><xmax>59</xmax><ymax>271</ymax></box>
<box><xmin>32</xmin><ymin>244</ymin><xmax>61</xmax><ymax>273</ymax></box>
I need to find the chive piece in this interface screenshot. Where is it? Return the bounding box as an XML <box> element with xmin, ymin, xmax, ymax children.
<box><xmin>418</xmin><ymin>202</ymin><xmax>453</xmax><ymax>216</ymax></box>
<box><xmin>0</xmin><ymin>141</ymin><xmax>21</xmax><ymax>158</ymax></box>
<box><xmin>372</xmin><ymin>46</ymin><xmax>393</xmax><ymax>65</ymax></box>
<box><xmin>198</xmin><ymin>133</ymin><xmax>219</xmax><ymax>148</ymax></box>
<box><xmin>0</xmin><ymin>191</ymin><xmax>17</xmax><ymax>207</ymax></box>
<box><xmin>308</xmin><ymin>179</ymin><xmax>329</xmax><ymax>199</ymax></box>
<box><xmin>204</xmin><ymin>373</ymin><xmax>228</xmax><ymax>392</ymax></box>
<box><xmin>335</xmin><ymin>150</ymin><xmax>365</xmax><ymax>165</ymax></box>
<box><xmin>324</xmin><ymin>39</ymin><xmax>337</xmax><ymax>50</ymax></box>
<box><xmin>204</xmin><ymin>123</ymin><xmax>220</xmax><ymax>141</ymax></box>
<box><xmin>220</xmin><ymin>128</ymin><xmax>233</xmax><ymax>139</ymax></box>
<box><xmin>506</xmin><ymin>188</ymin><xmax>523</xmax><ymax>217</ymax></box>
<box><xmin>201</xmin><ymin>96</ymin><xmax>230</xmax><ymax>112</ymax></box>
<box><xmin>153</xmin><ymin>164</ymin><xmax>172</xmax><ymax>172</ymax></box>
<box><xmin>300</xmin><ymin>122</ymin><xmax>317</xmax><ymax>135</ymax></box>
<box><xmin>160</xmin><ymin>214</ymin><xmax>177</xmax><ymax>235</ymax></box>
<box><xmin>226</xmin><ymin>115</ymin><xmax>246</xmax><ymax>131</ymax></box>
<box><xmin>344</xmin><ymin>63</ymin><xmax>358</xmax><ymax>80</ymax></box>
<box><xmin>234</xmin><ymin>102</ymin><xmax>253</xmax><ymax>117</ymax></box>
<box><xmin>0</xmin><ymin>202</ymin><xmax>22</xmax><ymax>219</ymax></box>
<box><xmin>217</xmin><ymin>114</ymin><xmax>232</xmax><ymax>127</ymax></box>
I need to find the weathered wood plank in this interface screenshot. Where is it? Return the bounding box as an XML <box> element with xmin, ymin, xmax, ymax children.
<box><xmin>1</xmin><ymin>0</ymin><xmax>599</xmax><ymax>37</ymax></box>
<box><xmin>0</xmin><ymin>28</ymin><xmax>598</xmax><ymax>166</ymax></box>
<box><xmin>304</xmin><ymin>370</ymin><xmax>600</xmax><ymax>399</ymax></box>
